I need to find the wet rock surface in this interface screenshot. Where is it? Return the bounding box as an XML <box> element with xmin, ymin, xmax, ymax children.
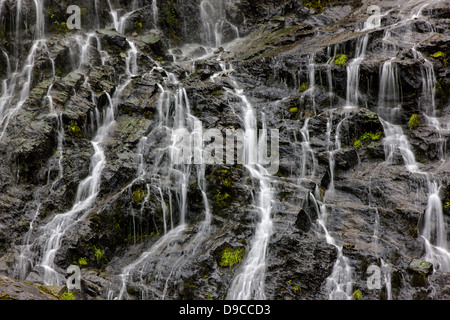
<box><xmin>0</xmin><ymin>0</ymin><xmax>449</xmax><ymax>300</ymax></box>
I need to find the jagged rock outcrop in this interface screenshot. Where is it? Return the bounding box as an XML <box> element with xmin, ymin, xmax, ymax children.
<box><xmin>0</xmin><ymin>0</ymin><xmax>449</xmax><ymax>301</ymax></box>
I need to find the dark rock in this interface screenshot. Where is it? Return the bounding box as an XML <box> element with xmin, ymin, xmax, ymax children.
<box><xmin>295</xmin><ymin>209</ymin><xmax>312</xmax><ymax>232</ymax></box>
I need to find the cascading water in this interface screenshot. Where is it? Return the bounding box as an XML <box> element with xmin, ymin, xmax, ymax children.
<box><xmin>13</xmin><ymin>205</ymin><xmax>41</xmax><ymax>281</ymax></box>
<box><xmin>0</xmin><ymin>0</ymin><xmax>54</xmax><ymax>141</ymax></box>
<box><xmin>376</xmin><ymin>2</ymin><xmax>450</xmax><ymax>274</ymax></box>
<box><xmin>225</xmin><ymin>84</ymin><xmax>274</xmax><ymax>300</ymax></box>
<box><xmin>300</xmin><ymin>118</ymin><xmax>317</xmax><ymax>178</ymax></box>
<box><xmin>104</xmin><ymin>0</ymin><xmax>247</xmax><ymax>300</ymax></box>
<box><xmin>319</xmin><ymin>113</ymin><xmax>354</xmax><ymax>299</ymax></box>
<box><xmin>413</xmin><ymin>48</ymin><xmax>447</xmax><ymax>161</ymax></box>
<box><xmin>108</xmin><ymin>78</ymin><xmax>212</xmax><ymax>300</ymax></box>
<box><xmin>35</xmin><ymin>89</ymin><xmax>117</xmax><ymax>286</ymax></box>
<box><xmin>422</xmin><ymin>181</ymin><xmax>450</xmax><ymax>271</ymax></box>
<box><xmin>346</xmin><ymin>34</ymin><xmax>369</xmax><ymax>108</ymax></box>
<box><xmin>1</xmin><ymin>0</ymin><xmax>448</xmax><ymax>302</ymax></box>
<box><xmin>104</xmin><ymin>49</ymin><xmax>219</xmax><ymax>299</ymax></box>
<box><xmin>378</xmin><ymin>57</ymin><xmax>419</xmax><ymax>172</ymax></box>
<box><xmin>152</xmin><ymin>0</ymin><xmax>159</xmax><ymax>30</ymax></box>
<box><xmin>12</xmin><ymin>7</ymin><xmax>142</xmax><ymax>284</ymax></box>
<box><xmin>316</xmin><ymin>32</ymin><xmax>372</xmax><ymax>300</ymax></box>
<box><xmin>0</xmin><ymin>40</ymin><xmax>52</xmax><ymax>140</ymax></box>
<box><xmin>200</xmin><ymin>0</ymin><xmax>239</xmax><ymax>48</ymax></box>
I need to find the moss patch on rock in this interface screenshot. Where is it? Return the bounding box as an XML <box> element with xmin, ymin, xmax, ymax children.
<box><xmin>219</xmin><ymin>247</ymin><xmax>245</xmax><ymax>268</ymax></box>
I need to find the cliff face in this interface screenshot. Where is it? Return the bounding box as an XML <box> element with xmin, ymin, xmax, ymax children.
<box><xmin>0</xmin><ymin>0</ymin><xmax>449</xmax><ymax>300</ymax></box>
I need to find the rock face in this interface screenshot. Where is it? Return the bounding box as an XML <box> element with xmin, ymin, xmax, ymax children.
<box><xmin>0</xmin><ymin>276</ymin><xmax>60</xmax><ymax>300</ymax></box>
<box><xmin>0</xmin><ymin>0</ymin><xmax>449</xmax><ymax>300</ymax></box>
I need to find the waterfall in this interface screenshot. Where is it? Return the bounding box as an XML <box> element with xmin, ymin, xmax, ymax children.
<box><xmin>1</xmin><ymin>0</ymin><xmax>447</xmax><ymax>302</ymax></box>
<box><xmin>13</xmin><ymin>205</ymin><xmax>41</xmax><ymax>281</ymax></box>
<box><xmin>108</xmin><ymin>62</ymin><xmax>213</xmax><ymax>300</ymax></box>
<box><xmin>200</xmin><ymin>0</ymin><xmax>239</xmax><ymax>47</ymax></box>
<box><xmin>308</xmin><ymin>191</ymin><xmax>353</xmax><ymax>300</ymax></box>
<box><xmin>321</xmin><ymin>130</ymin><xmax>354</xmax><ymax>298</ymax></box>
<box><xmin>152</xmin><ymin>0</ymin><xmax>159</xmax><ymax>30</ymax></box>
<box><xmin>125</xmin><ymin>41</ymin><xmax>139</xmax><ymax>77</ymax></box>
<box><xmin>15</xmin><ymin>19</ymin><xmax>139</xmax><ymax>286</ymax></box>
<box><xmin>107</xmin><ymin>0</ymin><xmax>143</xmax><ymax>34</ymax></box>
<box><xmin>36</xmin><ymin>91</ymin><xmax>116</xmax><ymax>286</ymax></box>
<box><xmin>33</xmin><ymin>0</ymin><xmax>45</xmax><ymax>40</ymax></box>
<box><xmin>0</xmin><ymin>40</ymin><xmax>52</xmax><ymax>140</ymax></box>
<box><xmin>376</xmin><ymin>5</ymin><xmax>450</xmax><ymax>274</ymax></box>
<box><xmin>422</xmin><ymin>181</ymin><xmax>450</xmax><ymax>272</ymax></box>
<box><xmin>378</xmin><ymin>56</ymin><xmax>418</xmax><ymax>172</ymax></box>
<box><xmin>219</xmin><ymin>64</ymin><xmax>274</xmax><ymax>300</ymax></box>
<box><xmin>107</xmin><ymin>0</ymin><xmax>248</xmax><ymax>299</ymax></box>
<box><xmin>226</xmin><ymin>114</ymin><xmax>274</xmax><ymax>299</ymax></box>
<box><xmin>346</xmin><ymin>34</ymin><xmax>369</xmax><ymax>107</ymax></box>
<box><xmin>413</xmin><ymin>48</ymin><xmax>447</xmax><ymax>161</ymax></box>
<box><xmin>317</xmin><ymin>32</ymin><xmax>372</xmax><ymax>300</ymax></box>
<box><xmin>300</xmin><ymin>118</ymin><xmax>317</xmax><ymax>178</ymax></box>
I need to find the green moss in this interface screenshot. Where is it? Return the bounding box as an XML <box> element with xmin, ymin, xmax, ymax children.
<box><xmin>412</xmin><ymin>226</ymin><xmax>418</xmax><ymax>238</ymax></box>
<box><xmin>304</xmin><ymin>0</ymin><xmax>333</xmax><ymax>13</ymax></box>
<box><xmin>93</xmin><ymin>246</ymin><xmax>105</xmax><ymax>264</ymax></box>
<box><xmin>50</xmin><ymin>21</ymin><xmax>70</xmax><ymax>35</ymax></box>
<box><xmin>0</xmin><ymin>24</ymin><xmax>5</xmax><ymax>40</ymax></box>
<box><xmin>408</xmin><ymin>114</ymin><xmax>420</xmax><ymax>130</ymax></box>
<box><xmin>222</xmin><ymin>178</ymin><xmax>232</xmax><ymax>188</ymax></box>
<box><xmin>288</xmin><ymin>280</ymin><xmax>302</xmax><ymax>293</ymax></box>
<box><xmin>124</xmin><ymin>232</ymin><xmax>159</xmax><ymax>243</ymax></box>
<box><xmin>444</xmin><ymin>201</ymin><xmax>450</xmax><ymax>210</ymax></box>
<box><xmin>436</xmin><ymin>78</ymin><xmax>444</xmax><ymax>93</ymax></box>
<box><xmin>430</xmin><ymin>52</ymin><xmax>449</xmax><ymax>66</ymax></box>
<box><xmin>334</xmin><ymin>54</ymin><xmax>348</xmax><ymax>67</ymax></box>
<box><xmin>299</xmin><ymin>82</ymin><xmax>309</xmax><ymax>92</ymax></box>
<box><xmin>430</xmin><ymin>51</ymin><xmax>446</xmax><ymax>59</ymax></box>
<box><xmin>77</xmin><ymin>257</ymin><xmax>88</xmax><ymax>266</ymax></box>
<box><xmin>219</xmin><ymin>247</ymin><xmax>245</xmax><ymax>268</ymax></box>
<box><xmin>37</xmin><ymin>285</ymin><xmax>58</xmax><ymax>298</ymax></box>
<box><xmin>212</xmin><ymin>90</ymin><xmax>223</xmax><ymax>95</ymax></box>
<box><xmin>119</xmin><ymin>105</ymin><xmax>133</xmax><ymax>116</ymax></box>
<box><xmin>67</xmin><ymin>120</ymin><xmax>83</xmax><ymax>138</ymax></box>
<box><xmin>48</xmin><ymin>7</ymin><xmax>70</xmax><ymax>35</ymax></box>
<box><xmin>163</xmin><ymin>0</ymin><xmax>180</xmax><ymax>40</ymax></box>
<box><xmin>354</xmin><ymin>140</ymin><xmax>363</xmax><ymax>149</ymax></box>
<box><xmin>363</xmin><ymin>131</ymin><xmax>382</xmax><ymax>141</ymax></box>
<box><xmin>352</xmin><ymin>289</ymin><xmax>362</xmax><ymax>300</ymax></box>
<box><xmin>289</xmin><ymin>107</ymin><xmax>299</xmax><ymax>113</ymax></box>
<box><xmin>215</xmin><ymin>192</ymin><xmax>231</xmax><ymax>208</ymax></box>
<box><xmin>132</xmin><ymin>188</ymin><xmax>146</xmax><ymax>203</ymax></box>
<box><xmin>354</xmin><ymin>131</ymin><xmax>383</xmax><ymax>149</ymax></box>
<box><xmin>134</xmin><ymin>21</ymin><xmax>143</xmax><ymax>34</ymax></box>
<box><xmin>60</xmin><ymin>291</ymin><xmax>75</xmax><ymax>300</ymax></box>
